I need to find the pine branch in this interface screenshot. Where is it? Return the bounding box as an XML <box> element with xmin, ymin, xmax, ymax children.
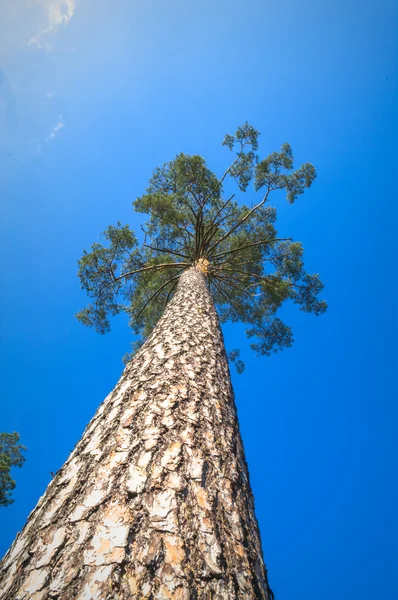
<box><xmin>211</xmin><ymin>276</ymin><xmax>252</xmax><ymax>321</ymax></box>
<box><xmin>201</xmin><ymin>154</ymin><xmax>241</xmax><ymax>207</ymax></box>
<box><xmin>211</xmin><ymin>276</ymin><xmax>232</xmax><ymax>305</ymax></box>
<box><xmin>205</xmin><ymin>188</ymin><xmax>272</xmax><ymax>257</ymax></box>
<box><xmin>112</xmin><ymin>262</ymin><xmax>191</xmax><ymax>283</ymax></box>
<box><xmin>134</xmin><ymin>273</ymin><xmax>183</xmax><ymax>322</ymax></box>
<box><xmin>202</xmin><ymin>203</ymin><xmax>237</xmax><ymax>250</ymax></box>
<box><xmin>205</xmin><ymin>195</ymin><xmax>236</xmax><ymax>238</ymax></box>
<box><xmin>164</xmin><ymin>279</ymin><xmax>179</xmax><ymax>306</ymax></box>
<box><xmin>211</xmin><ymin>238</ymin><xmax>291</xmax><ymax>262</ymax></box>
<box><xmin>143</xmin><ymin>243</ymin><xmax>190</xmax><ymax>260</ymax></box>
<box><xmin>150</xmin><ymin>208</ymin><xmax>196</xmax><ymax>242</ymax></box>
<box><xmin>212</xmin><ymin>271</ymin><xmax>254</xmax><ymax>300</ymax></box>
<box><xmin>213</xmin><ymin>255</ymin><xmax>263</xmax><ymax>270</ymax></box>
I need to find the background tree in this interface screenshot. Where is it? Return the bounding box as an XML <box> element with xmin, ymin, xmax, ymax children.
<box><xmin>0</xmin><ymin>124</ymin><xmax>325</xmax><ymax>599</ymax></box>
<box><xmin>0</xmin><ymin>432</ymin><xmax>26</xmax><ymax>507</ymax></box>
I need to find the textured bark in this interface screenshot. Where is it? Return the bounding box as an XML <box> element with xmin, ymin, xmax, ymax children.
<box><xmin>0</xmin><ymin>267</ymin><xmax>272</xmax><ymax>599</ymax></box>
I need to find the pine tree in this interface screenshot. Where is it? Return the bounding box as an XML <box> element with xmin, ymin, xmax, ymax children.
<box><xmin>0</xmin><ymin>124</ymin><xmax>326</xmax><ymax>599</ymax></box>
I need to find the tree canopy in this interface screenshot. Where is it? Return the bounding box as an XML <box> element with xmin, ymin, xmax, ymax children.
<box><xmin>0</xmin><ymin>432</ymin><xmax>26</xmax><ymax>507</ymax></box>
<box><xmin>77</xmin><ymin>123</ymin><xmax>326</xmax><ymax>363</ymax></box>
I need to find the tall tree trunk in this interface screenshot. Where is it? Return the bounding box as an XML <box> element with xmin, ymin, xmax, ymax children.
<box><xmin>0</xmin><ymin>267</ymin><xmax>272</xmax><ymax>600</ymax></box>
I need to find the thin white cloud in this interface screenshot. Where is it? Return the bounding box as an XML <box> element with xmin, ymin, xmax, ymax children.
<box><xmin>47</xmin><ymin>115</ymin><xmax>64</xmax><ymax>141</ymax></box>
<box><xmin>29</xmin><ymin>0</ymin><xmax>77</xmax><ymax>49</ymax></box>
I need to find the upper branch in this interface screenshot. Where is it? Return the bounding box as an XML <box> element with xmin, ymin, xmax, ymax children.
<box><xmin>143</xmin><ymin>243</ymin><xmax>191</xmax><ymax>260</ymax></box>
<box><xmin>112</xmin><ymin>262</ymin><xmax>190</xmax><ymax>283</ymax></box>
<box><xmin>134</xmin><ymin>273</ymin><xmax>183</xmax><ymax>321</ymax></box>
<box><xmin>205</xmin><ymin>188</ymin><xmax>272</xmax><ymax>258</ymax></box>
<box><xmin>211</xmin><ymin>237</ymin><xmax>291</xmax><ymax>261</ymax></box>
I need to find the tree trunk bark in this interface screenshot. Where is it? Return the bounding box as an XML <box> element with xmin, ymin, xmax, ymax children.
<box><xmin>0</xmin><ymin>267</ymin><xmax>273</xmax><ymax>600</ymax></box>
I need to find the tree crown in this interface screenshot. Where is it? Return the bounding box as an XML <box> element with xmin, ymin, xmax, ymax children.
<box><xmin>77</xmin><ymin>123</ymin><xmax>326</xmax><ymax>365</ymax></box>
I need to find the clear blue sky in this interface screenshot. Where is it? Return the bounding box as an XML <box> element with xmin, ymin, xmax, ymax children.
<box><xmin>0</xmin><ymin>1</ymin><xmax>396</xmax><ymax>598</ymax></box>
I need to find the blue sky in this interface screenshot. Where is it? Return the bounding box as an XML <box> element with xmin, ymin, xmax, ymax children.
<box><xmin>0</xmin><ymin>1</ymin><xmax>396</xmax><ymax>598</ymax></box>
